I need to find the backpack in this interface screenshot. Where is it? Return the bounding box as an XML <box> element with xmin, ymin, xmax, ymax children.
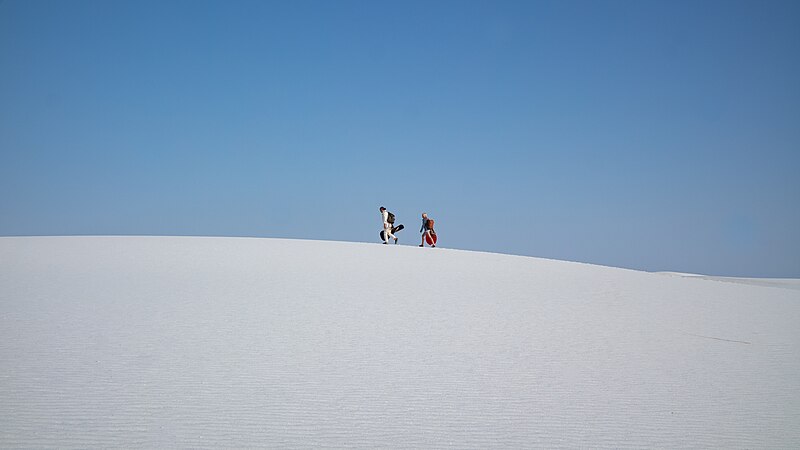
<box><xmin>387</xmin><ymin>211</ymin><xmax>395</xmax><ymax>224</ymax></box>
<box><xmin>427</xmin><ymin>218</ymin><xmax>435</xmax><ymax>230</ymax></box>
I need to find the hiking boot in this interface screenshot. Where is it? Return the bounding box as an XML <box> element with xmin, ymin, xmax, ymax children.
<box><xmin>419</xmin><ymin>244</ymin><xmax>423</xmax><ymax>247</ymax></box>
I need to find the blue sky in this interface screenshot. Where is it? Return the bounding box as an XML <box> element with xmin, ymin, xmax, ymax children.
<box><xmin>1</xmin><ymin>0</ymin><xmax>798</xmax><ymax>277</ymax></box>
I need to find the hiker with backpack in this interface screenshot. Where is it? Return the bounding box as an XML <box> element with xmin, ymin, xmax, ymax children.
<box><xmin>419</xmin><ymin>212</ymin><xmax>436</xmax><ymax>247</ymax></box>
<box><xmin>379</xmin><ymin>206</ymin><xmax>401</xmax><ymax>244</ymax></box>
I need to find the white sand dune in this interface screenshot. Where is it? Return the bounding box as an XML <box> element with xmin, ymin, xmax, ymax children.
<box><xmin>658</xmin><ymin>272</ymin><xmax>800</xmax><ymax>291</ymax></box>
<box><xmin>1</xmin><ymin>236</ymin><xmax>799</xmax><ymax>448</ymax></box>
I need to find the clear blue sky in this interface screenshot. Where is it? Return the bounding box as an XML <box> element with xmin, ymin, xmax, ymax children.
<box><xmin>1</xmin><ymin>0</ymin><xmax>799</xmax><ymax>277</ymax></box>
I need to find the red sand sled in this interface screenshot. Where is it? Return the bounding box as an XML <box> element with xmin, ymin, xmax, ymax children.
<box><xmin>425</xmin><ymin>232</ymin><xmax>437</xmax><ymax>246</ymax></box>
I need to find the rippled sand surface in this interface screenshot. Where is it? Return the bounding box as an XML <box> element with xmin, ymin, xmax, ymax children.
<box><xmin>2</xmin><ymin>236</ymin><xmax>798</xmax><ymax>448</ymax></box>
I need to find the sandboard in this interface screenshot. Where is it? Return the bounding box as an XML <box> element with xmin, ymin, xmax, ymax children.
<box><xmin>380</xmin><ymin>224</ymin><xmax>404</xmax><ymax>242</ymax></box>
<box><xmin>425</xmin><ymin>232</ymin><xmax>437</xmax><ymax>246</ymax></box>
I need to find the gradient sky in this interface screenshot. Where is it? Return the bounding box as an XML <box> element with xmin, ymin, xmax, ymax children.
<box><xmin>1</xmin><ymin>0</ymin><xmax>799</xmax><ymax>277</ymax></box>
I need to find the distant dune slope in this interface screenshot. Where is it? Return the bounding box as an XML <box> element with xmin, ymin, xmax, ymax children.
<box><xmin>1</xmin><ymin>237</ymin><xmax>799</xmax><ymax>448</ymax></box>
<box><xmin>657</xmin><ymin>272</ymin><xmax>800</xmax><ymax>290</ymax></box>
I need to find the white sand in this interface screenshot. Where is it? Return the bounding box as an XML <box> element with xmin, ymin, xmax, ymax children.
<box><xmin>1</xmin><ymin>236</ymin><xmax>798</xmax><ymax>448</ymax></box>
<box><xmin>658</xmin><ymin>272</ymin><xmax>800</xmax><ymax>291</ymax></box>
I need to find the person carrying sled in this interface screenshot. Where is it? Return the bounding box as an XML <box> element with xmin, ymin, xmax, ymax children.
<box><xmin>380</xmin><ymin>206</ymin><xmax>398</xmax><ymax>244</ymax></box>
<box><xmin>419</xmin><ymin>212</ymin><xmax>436</xmax><ymax>247</ymax></box>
